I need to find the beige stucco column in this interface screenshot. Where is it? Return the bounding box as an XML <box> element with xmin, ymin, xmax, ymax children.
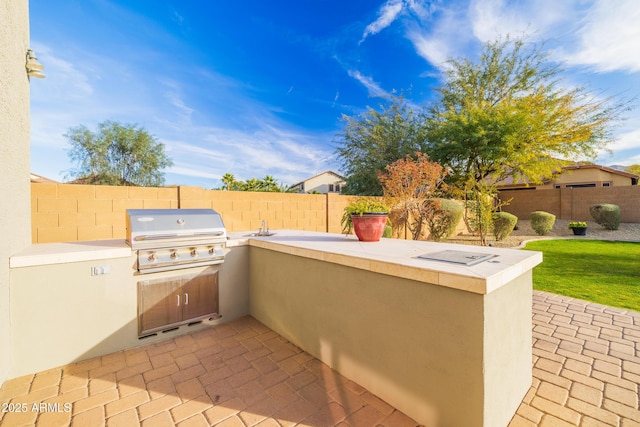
<box><xmin>0</xmin><ymin>0</ymin><xmax>32</xmax><ymax>384</ymax></box>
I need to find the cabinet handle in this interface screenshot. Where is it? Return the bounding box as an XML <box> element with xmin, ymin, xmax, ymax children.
<box><xmin>177</xmin><ymin>294</ymin><xmax>180</xmax><ymax>306</ymax></box>
<box><xmin>185</xmin><ymin>293</ymin><xmax>189</xmax><ymax>305</ymax></box>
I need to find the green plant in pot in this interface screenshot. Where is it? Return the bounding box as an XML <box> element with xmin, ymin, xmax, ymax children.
<box><xmin>568</xmin><ymin>221</ymin><xmax>588</xmax><ymax>236</ymax></box>
<box><xmin>341</xmin><ymin>197</ymin><xmax>390</xmax><ymax>242</ymax></box>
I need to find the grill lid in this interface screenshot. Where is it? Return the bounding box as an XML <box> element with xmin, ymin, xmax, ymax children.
<box><xmin>126</xmin><ymin>209</ymin><xmax>226</xmax><ymax>250</ymax></box>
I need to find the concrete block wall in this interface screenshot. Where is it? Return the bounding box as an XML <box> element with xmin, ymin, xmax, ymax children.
<box><xmin>565</xmin><ymin>186</ymin><xmax>640</xmax><ymax>222</ymax></box>
<box><xmin>30</xmin><ymin>183</ymin><xmax>359</xmax><ymax>243</ymax></box>
<box><xmin>177</xmin><ymin>186</ymin><xmax>329</xmax><ymax>233</ymax></box>
<box><xmin>31</xmin><ymin>183</ymin><xmax>179</xmax><ymax>243</ymax></box>
<box><xmin>500</xmin><ymin>186</ymin><xmax>640</xmax><ymax>222</ymax></box>
<box><xmin>499</xmin><ymin>190</ymin><xmax>560</xmax><ymax>220</ymax></box>
<box><xmin>30</xmin><ymin>183</ymin><xmax>478</xmax><ymax>243</ymax></box>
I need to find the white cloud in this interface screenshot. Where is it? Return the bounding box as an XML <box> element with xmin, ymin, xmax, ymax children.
<box><xmin>167</xmin><ymin>165</ymin><xmax>220</xmax><ymax>180</ymax></box>
<box><xmin>172</xmin><ymin>10</ymin><xmax>185</xmax><ymax>25</ymax></box>
<box><xmin>159</xmin><ymin>121</ymin><xmax>334</xmax><ymax>186</ymax></box>
<box><xmin>467</xmin><ymin>0</ymin><xmax>640</xmax><ymax>73</ymax></box>
<box><xmin>28</xmin><ymin>42</ymin><xmax>337</xmax><ymax>187</ymax></box>
<box><xmin>405</xmin><ymin>0</ymin><xmax>434</xmax><ymax>19</ymax></box>
<box><xmin>406</xmin><ymin>30</ymin><xmax>452</xmax><ymax>70</ymax></box>
<box><xmin>30</xmin><ymin>42</ymin><xmax>94</xmax><ymax>98</ymax></box>
<box><xmin>608</xmin><ymin>129</ymin><xmax>640</xmax><ymax>153</ymax></box>
<box><xmin>403</xmin><ymin>4</ymin><xmax>473</xmax><ymax>72</ymax></box>
<box><xmin>159</xmin><ymin>80</ymin><xmax>195</xmax><ymax>126</ymax></box>
<box><xmin>469</xmin><ymin>0</ymin><xmax>576</xmax><ymax>42</ymax></box>
<box><xmin>347</xmin><ymin>70</ymin><xmax>390</xmax><ymax>98</ymax></box>
<box><xmin>563</xmin><ymin>0</ymin><xmax>640</xmax><ymax>73</ymax></box>
<box><xmin>361</xmin><ymin>0</ymin><xmax>404</xmax><ymax>43</ymax></box>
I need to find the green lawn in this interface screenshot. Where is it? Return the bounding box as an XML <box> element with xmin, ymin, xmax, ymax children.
<box><xmin>523</xmin><ymin>239</ymin><xmax>640</xmax><ymax>312</ymax></box>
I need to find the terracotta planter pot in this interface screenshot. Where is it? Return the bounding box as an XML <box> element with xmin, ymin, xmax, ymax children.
<box><xmin>351</xmin><ymin>213</ymin><xmax>388</xmax><ymax>242</ymax></box>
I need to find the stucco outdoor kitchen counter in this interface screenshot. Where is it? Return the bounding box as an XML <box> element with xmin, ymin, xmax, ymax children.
<box><xmin>228</xmin><ymin>229</ymin><xmax>542</xmax><ymax>294</ymax></box>
<box><xmin>10</xmin><ymin>230</ymin><xmax>542</xmax><ymax>295</ymax></box>
<box><xmin>9</xmin><ymin>239</ymin><xmax>132</xmax><ymax>268</ymax></box>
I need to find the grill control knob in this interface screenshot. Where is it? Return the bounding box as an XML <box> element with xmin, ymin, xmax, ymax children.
<box><xmin>208</xmin><ymin>247</ymin><xmax>216</xmax><ymax>255</ymax></box>
<box><xmin>148</xmin><ymin>252</ymin><xmax>156</xmax><ymax>262</ymax></box>
<box><xmin>190</xmin><ymin>249</ymin><xmax>198</xmax><ymax>257</ymax></box>
<box><xmin>170</xmin><ymin>251</ymin><xmax>179</xmax><ymax>259</ymax></box>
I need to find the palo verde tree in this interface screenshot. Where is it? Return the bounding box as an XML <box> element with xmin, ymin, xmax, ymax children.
<box><xmin>425</xmin><ymin>36</ymin><xmax>631</xmax><ymax>244</ymax></box>
<box><xmin>334</xmin><ymin>95</ymin><xmax>429</xmax><ymax>196</ymax></box>
<box><xmin>65</xmin><ymin>120</ymin><xmax>172</xmax><ymax>186</ymax></box>
<box><xmin>625</xmin><ymin>165</ymin><xmax>640</xmax><ymax>182</ymax></box>
<box><xmin>378</xmin><ymin>152</ymin><xmax>447</xmax><ymax>240</ymax></box>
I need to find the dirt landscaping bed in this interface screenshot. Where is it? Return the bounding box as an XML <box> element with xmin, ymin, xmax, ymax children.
<box><xmin>445</xmin><ymin>220</ymin><xmax>640</xmax><ymax>248</ymax></box>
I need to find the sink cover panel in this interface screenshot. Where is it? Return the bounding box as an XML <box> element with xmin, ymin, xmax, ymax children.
<box><xmin>417</xmin><ymin>250</ymin><xmax>497</xmax><ymax>266</ymax></box>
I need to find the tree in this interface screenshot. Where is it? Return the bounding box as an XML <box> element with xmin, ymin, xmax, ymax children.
<box><xmin>260</xmin><ymin>175</ymin><xmax>279</xmax><ymax>192</ymax></box>
<box><xmin>242</xmin><ymin>178</ymin><xmax>263</xmax><ymax>192</ymax></box>
<box><xmin>378</xmin><ymin>152</ymin><xmax>447</xmax><ymax>240</ymax></box>
<box><xmin>625</xmin><ymin>165</ymin><xmax>640</xmax><ymax>182</ymax></box>
<box><xmin>425</xmin><ymin>36</ymin><xmax>630</xmax><ymax>244</ymax></box>
<box><xmin>334</xmin><ymin>96</ymin><xmax>430</xmax><ymax>196</ymax></box>
<box><xmin>65</xmin><ymin>121</ymin><xmax>172</xmax><ymax>186</ymax></box>
<box><xmin>216</xmin><ymin>173</ymin><xmax>294</xmax><ymax>192</ymax></box>
<box><xmin>221</xmin><ymin>173</ymin><xmax>237</xmax><ymax>191</ymax></box>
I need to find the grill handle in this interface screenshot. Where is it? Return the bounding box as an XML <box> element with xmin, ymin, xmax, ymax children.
<box><xmin>134</xmin><ymin>231</ymin><xmax>224</xmax><ymax>241</ymax></box>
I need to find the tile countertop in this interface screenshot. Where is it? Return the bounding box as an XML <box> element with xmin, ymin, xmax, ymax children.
<box><xmin>228</xmin><ymin>230</ymin><xmax>543</xmax><ymax>295</ymax></box>
<box><xmin>10</xmin><ymin>231</ymin><xmax>542</xmax><ymax>295</ymax></box>
<box><xmin>9</xmin><ymin>239</ymin><xmax>133</xmax><ymax>268</ymax></box>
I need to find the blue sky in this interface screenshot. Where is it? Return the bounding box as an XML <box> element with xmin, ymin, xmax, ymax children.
<box><xmin>29</xmin><ymin>0</ymin><xmax>640</xmax><ymax>188</ymax></box>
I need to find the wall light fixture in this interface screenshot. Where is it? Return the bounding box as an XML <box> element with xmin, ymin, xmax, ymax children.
<box><xmin>26</xmin><ymin>49</ymin><xmax>45</xmax><ymax>79</ymax></box>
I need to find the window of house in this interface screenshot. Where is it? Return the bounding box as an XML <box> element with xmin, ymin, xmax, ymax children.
<box><xmin>335</xmin><ymin>184</ymin><xmax>341</xmax><ymax>193</ymax></box>
<box><xmin>555</xmin><ymin>185</ymin><xmax>561</xmax><ymax>189</ymax></box>
<box><xmin>565</xmin><ymin>183</ymin><xmax>596</xmax><ymax>188</ymax></box>
<box><xmin>329</xmin><ymin>184</ymin><xmax>334</xmax><ymax>192</ymax></box>
<box><xmin>603</xmin><ymin>182</ymin><xmax>611</xmax><ymax>187</ymax></box>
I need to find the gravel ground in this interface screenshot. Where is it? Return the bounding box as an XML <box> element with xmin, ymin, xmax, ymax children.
<box><xmin>445</xmin><ymin>219</ymin><xmax>640</xmax><ymax>248</ymax></box>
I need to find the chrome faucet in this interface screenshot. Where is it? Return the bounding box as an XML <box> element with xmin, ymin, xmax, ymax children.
<box><xmin>257</xmin><ymin>219</ymin><xmax>269</xmax><ymax>236</ymax></box>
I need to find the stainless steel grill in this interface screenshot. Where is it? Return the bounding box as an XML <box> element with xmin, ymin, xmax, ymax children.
<box><xmin>126</xmin><ymin>209</ymin><xmax>227</xmax><ymax>273</ymax></box>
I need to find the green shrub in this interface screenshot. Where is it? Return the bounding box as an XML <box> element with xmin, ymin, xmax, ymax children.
<box><xmin>383</xmin><ymin>225</ymin><xmax>393</xmax><ymax>238</ymax></box>
<box><xmin>589</xmin><ymin>204</ymin><xmax>620</xmax><ymax>230</ymax></box>
<box><xmin>492</xmin><ymin>212</ymin><xmax>518</xmax><ymax>241</ymax></box>
<box><xmin>425</xmin><ymin>198</ymin><xmax>464</xmax><ymax>241</ymax></box>
<box><xmin>531</xmin><ymin>211</ymin><xmax>556</xmax><ymax>235</ymax></box>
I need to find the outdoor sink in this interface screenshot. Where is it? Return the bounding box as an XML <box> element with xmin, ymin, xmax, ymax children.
<box><xmin>248</xmin><ymin>232</ymin><xmax>277</xmax><ymax>237</ymax></box>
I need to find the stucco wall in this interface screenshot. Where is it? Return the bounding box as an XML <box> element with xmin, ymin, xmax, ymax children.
<box><xmin>249</xmin><ymin>247</ymin><xmax>531</xmax><ymax>427</ymax></box>
<box><xmin>550</xmin><ymin>168</ymin><xmax>633</xmax><ymax>187</ymax></box>
<box><xmin>0</xmin><ymin>0</ymin><xmax>31</xmax><ymax>385</ymax></box>
<box><xmin>303</xmin><ymin>172</ymin><xmax>345</xmax><ymax>194</ymax></box>
<box><xmin>8</xmin><ymin>245</ymin><xmax>250</xmax><ymax>378</ymax></box>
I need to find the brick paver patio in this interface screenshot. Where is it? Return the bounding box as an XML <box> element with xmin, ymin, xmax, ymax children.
<box><xmin>0</xmin><ymin>290</ymin><xmax>638</xmax><ymax>426</ymax></box>
<box><xmin>0</xmin><ymin>316</ymin><xmax>418</xmax><ymax>427</ymax></box>
<box><xmin>509</xmin><ymin>291</ymin><xmax>640</xmax><ymax>427</ymax></box>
